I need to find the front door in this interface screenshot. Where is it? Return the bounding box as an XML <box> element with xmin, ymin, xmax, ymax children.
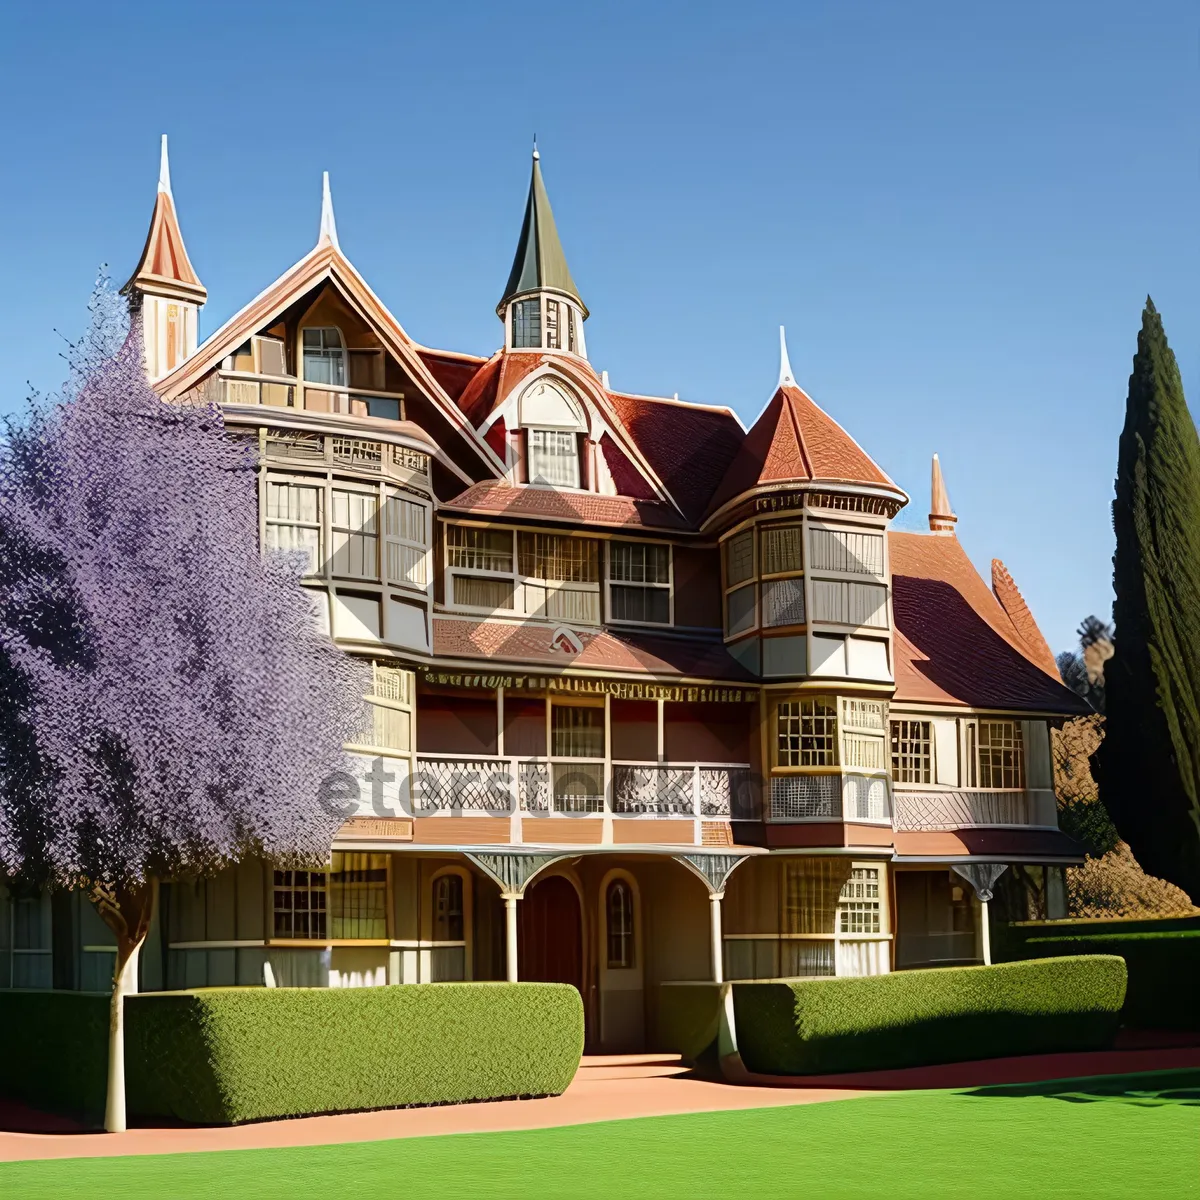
<box><xmin>519</xmin><ymin>875</ymin><xmax>583</xmax><ymax>993</ymax></box>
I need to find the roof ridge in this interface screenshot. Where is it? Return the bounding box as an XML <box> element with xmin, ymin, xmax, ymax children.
<box><xmin>782</xmin><ymin>385</ymin><xmax>815</xmax><ymax>480</ymax></box>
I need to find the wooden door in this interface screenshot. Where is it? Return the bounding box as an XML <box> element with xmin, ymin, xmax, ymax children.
<box><xmin>519</xmin><ymin>875</ymin><xmax>583</xmax><ymax>993</ymax></box>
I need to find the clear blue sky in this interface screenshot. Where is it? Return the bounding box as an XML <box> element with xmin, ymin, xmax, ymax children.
<box><xmin>2</xmin><ymin>1</ymin><xmax>1196</xmax><ymax>655</ymax></box>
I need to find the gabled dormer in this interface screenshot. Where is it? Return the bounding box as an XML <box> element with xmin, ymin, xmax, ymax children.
<box><xmin>497</xmin><ymin>147</ymin><xmax>588</xmax><ymax>359</ymax></box>
<box><xmin>121</xmin><ymin>135</ymin><xmax>207</xmax><ymax>380</ymax></box>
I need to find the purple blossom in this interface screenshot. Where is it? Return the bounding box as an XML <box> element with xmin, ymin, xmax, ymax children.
<box><xmin>0</xmin><ymin>279</ymin><xmax>370</xmax><ymax>890</ymax></box>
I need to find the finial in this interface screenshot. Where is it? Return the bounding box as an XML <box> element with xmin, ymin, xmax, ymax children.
<box><xmin>319</xmin><ymin>171</ymin><xmax>340</xmax><ymax>250</ymax></box>
<box><xmin>158</xmin><ymin>134</ymin><xmax>172</xmax><ymax>196</ymax></box>
<box><xmin>929</xmin><ymin>452</ymin><xmax>958</xmax><ymax>534</ymax></box>
<box><xmin>601</xmin><ymin>369</ymin><xmax>610</xmax><ymax>390</ymax></box>
<box><xmin>778</xmin><ymin>325</ymin><xmax>797</xmax><ymax>389</ymax></box>
<box><xmin>532</xmin><ymin>135</ymin><xmax>540</xmax><ymax>162</ymax></box>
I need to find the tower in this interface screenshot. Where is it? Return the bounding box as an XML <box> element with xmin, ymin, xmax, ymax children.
<box><xmin>496</xmin><ymin>146</ymin><xmax>588</xmax><ymax>358</ymax></box>
<box><xmin>929</xmin><ymin>453</ymin><xmax>957</xmax><ymax>534</ymax></box>
<box><xmin>121</xmin><ymin>135</ymin><xmax>207</xmax><ymax>380</ymax></box>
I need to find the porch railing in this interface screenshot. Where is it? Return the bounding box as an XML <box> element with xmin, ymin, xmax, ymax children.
<box><xmin>410</xmin><ymin>755</ymin><xmax>756</xmax><ymax>819</ymax></box>
<box><xmin>768</xmin><ymin>772</ymin><xmax>892</xmax><ymax>823</ymax></box>
<box><xmin>891</xmin><ymin>789</ymin><xmax>1058</xmax><ymax>831</ymax></box>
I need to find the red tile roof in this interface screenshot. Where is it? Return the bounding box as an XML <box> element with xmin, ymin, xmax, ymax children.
<box><xmin>440</xmin><ymin>480</ymin><xmax>689</xmax><ymax>530</ymax></box>
<box><xmin>433</xmin><ymin>618</ymin><xmax>756</xmax><ymax>681</ymax></box>
<box><xmin>889</xmin><ymin>532</ymin><xmax>1088</xmax><ymax>714</ymax></box>
<box><xmin>605</xmin><ymin>392</ymin><xmax>745</xmax><ymax>524</ymax></box>
<box><xmin>706</xmin><ymin>385</ymin><xmax>898</xmax><ymax>520</ymax></box>
<box><xmin>416</xmin><ymin>349</ymin><xmax>489</xmax><ymax>403</ymax></box>
<box><xmin>991</xmin><ymin>559</ymin><xmax>1059</xmax><ymax>676</ymax></box>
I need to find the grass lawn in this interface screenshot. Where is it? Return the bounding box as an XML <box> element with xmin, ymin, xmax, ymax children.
<box><xmin>3</xmin><ymin>1071</ymin><xmax>1197</xmax><ymax>1199</ymax></box>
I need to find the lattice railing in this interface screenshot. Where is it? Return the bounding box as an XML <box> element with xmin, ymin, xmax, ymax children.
<box><xmin>701</xmin><ymin>767</ymin><xmax>756</xmax><ymax>819</ymax></box>
<box><xmin>518</xmin><ymin>761</ymin><xmax>550</xmax><ymax>812</ymax></box>
<box><xmin>613</xmin><ymin>766</ymin><xmax>694</xmax><ymax>815</ymax></box>
<box><xmin>842</xmin><ymin>773</ymin><xmax>891</xmax><ymax>822</ymax></box>
<box><xmin>412</xmin><ymin>756</ymin><xmax>514</xmax><ymax>813</ymax></box>
<box><xmin>771</xmin><ymin>774</ymin><xmax>842</xmax><ymax>820</ymax></box>
<box><xmin>892</xmin><ymin>789</ymin><xmax>1058</xmax><ymax>831</ymax></box>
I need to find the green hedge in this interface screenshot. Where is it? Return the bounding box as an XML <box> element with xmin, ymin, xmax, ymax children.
<box><xmin>0</xmin><ymin>991</ymin><xmax>110</xmax><ymax>1122</ymax></box>
<box><xmin>1023</xmin><ymin>932</ymin><xmax>1200</xmax><ymax>1030</ymax></box>
<box><xmin>994</xmin><ymin>915</ymin><xmax>1200</xmax><ymax>963</ymax></box>
<box><xmin>732</xmin><ymin>956</ymin><xmax>1126</xmax><ymax>1076</ymax></box>
<box><xmin>655</xmin><ymin>983</ymin><xmax>723</xmax><ymax>1062</ymax></box>
<box><xmin>0</xmin><ymin>983</ymin><xmax>583</xmax><ymax>1126</ymax></box>
<box><xmin>125</xmin><ymin>982</ymin><xmax>583</xmax><ymax>1124</ymax></box>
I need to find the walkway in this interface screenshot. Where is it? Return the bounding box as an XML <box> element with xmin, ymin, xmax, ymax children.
<box><xmin>2</xmin><ymin>1042</ymin><xmax>1197</xmax><ymax>1164</ymax></box>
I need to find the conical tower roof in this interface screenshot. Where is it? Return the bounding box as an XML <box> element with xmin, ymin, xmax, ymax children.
<box><xmin>705</xmin><ymin>329</ymin><xmax>902</xmax><ymax>521</ymax></box>
<box><xmin>497</xmin><ymin>147</ymin><xmax>586</xmax><ymax>316</ymax></box>
<box><xmin>121</xmin><ymin>135</ymin><xmax>206</xmax><ymax>304</ymax></box>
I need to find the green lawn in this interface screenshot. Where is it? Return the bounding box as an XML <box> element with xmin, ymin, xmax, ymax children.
<box><xmin>4</xmin><ymin>1071</ymin><xmax>1197</xmax><ymax>1200</ymax></box>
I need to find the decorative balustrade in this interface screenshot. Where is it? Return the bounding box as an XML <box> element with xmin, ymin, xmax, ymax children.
<box><xmin>769</xmin><ymin>772</ymin><xmax>892</xmax><ymax>823</ymax></box>
<box><xmin>892</xmin><ymin>789</ymin><xmax>1059</xmax><ymax>831</ymax></box>
<box><xmin>410</xmin><ymin>756</ymin><xmax>756</xmax><ymax>819</ymax></box>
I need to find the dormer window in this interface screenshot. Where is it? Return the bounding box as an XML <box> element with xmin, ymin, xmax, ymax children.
<box><xmin>527</xmin><ymin>429</ymin><xmax>580</xmax><ymax>488</ymax></box>
<box><xmin>511</xmin><ymin>300</ymin><xmax>541</xmax><ymax>349</ymax></box>
<box><xmin>302</xmin><ymin>327</ymin><xmax>345</xmax><ymax>385</ymax></box>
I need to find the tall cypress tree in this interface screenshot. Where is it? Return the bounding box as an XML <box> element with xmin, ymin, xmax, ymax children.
<box><xmin>1095</xmin><ymin>299</ymin><xmax>1200</xmax><ymax>901</ymax></box>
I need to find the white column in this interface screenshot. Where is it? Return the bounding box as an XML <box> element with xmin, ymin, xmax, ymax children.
<box><xmin>980</xmin><ymin>898</ymin><xmax>992</xmax><ymax>966</ymax></box>
<box><xmin>709</xmin><ymin>894</ymin><xmax>724</xmax><ymax>984</ymax></box>
<box><xmin>505</xmin><ymin>895</ymin><xmax>520</xmax><ymax>982</ymax></box>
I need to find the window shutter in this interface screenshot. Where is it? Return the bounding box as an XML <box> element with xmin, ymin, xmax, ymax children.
<box><xmin>932</xmin><ymin>719</ymin><xmax>959</xmax><ymax>786</ymax></box>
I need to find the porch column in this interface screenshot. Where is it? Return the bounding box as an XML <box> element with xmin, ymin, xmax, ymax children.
<box><xmin>980</xmin><ymin>898</ymin><xmax>993</xmax><ymax>966</ymax></box>
<box><xmin>504</xmin><ymin>895</ymin><xmax>520</xmax><ymax>982</ymax></box>
<box><xmin>709</xmin><ymin>894</ymin><xmax>725</xmax><ymax>984</ymax></box>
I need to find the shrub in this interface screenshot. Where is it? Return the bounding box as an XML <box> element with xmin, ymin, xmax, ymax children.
<box><xmin>1024</xmin><ymin>932</ymin><xmax>1200</xmax><ymax>1030</ymax></box>
<box><xmin>0</xmin><ymin>991</ymin><xmax>109</xmax><ymax>1122</ymax></box>
<box><xmin>732</xmin><ymin>956</ymin><xmax>1125</xmax><ymax>1076</ymax></box>
<box><xmin>125</xmin><ymin>982</ymin><xmax>584</xmax><ymax>1124</ymax></box>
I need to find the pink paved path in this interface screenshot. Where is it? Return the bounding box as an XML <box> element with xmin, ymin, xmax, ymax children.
<box><xmin>1</xmin><ymin>1045</ymin><xmax>1195</xmax><ymax>1165</ymax></box>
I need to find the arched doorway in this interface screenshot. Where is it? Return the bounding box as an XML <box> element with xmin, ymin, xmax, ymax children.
<box><xmin>519</xmin><ymin>874</ymin><xmax>583</xmax><ymax>993</ymax></box>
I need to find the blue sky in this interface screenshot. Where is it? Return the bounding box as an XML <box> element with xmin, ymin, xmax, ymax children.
<box><xmin>2</xmin><ymin>1</ymin><xmax>1196</xmax><ymax>655</ymax></box>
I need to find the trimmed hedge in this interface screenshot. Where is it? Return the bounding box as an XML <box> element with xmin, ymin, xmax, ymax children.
<box><xmin>0</xmin><ymin>990</ymin><xmax>110</xmax><ymax>1122</ymax></box>
<box><xmin>994</xmin><ymin>915</ymin><xmax>1200</xmax><ymax>963</ymax></box>
<box><xmin>1023</xmin><ymin>932</ymin><xmax>1200</xmax><ymax>1030</ymax></box>
<box><xmin>125</xmin><ymin>982</ymin><xmax>583</xmax><ymax>1124</ymax></box>
<box><xmin>0</xmin><ymin>982</ymin><xmax>582</xmax><ymax>1126</ymax></box>
<box><xmin>655</xmin><ymin>983</ymin><xmax>723</xmax><ymax>1062</ymax></box>
<box><xmin>732</xmin><ymin>956</ymin><xmax>1126</xmax><ymax>1076</ymax></box>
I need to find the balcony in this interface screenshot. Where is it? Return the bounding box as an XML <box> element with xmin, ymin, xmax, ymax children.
<box><xmin>212</xmin><ymin>371</ymin><xmax>408</xmax><ymax>423</ymax></box>
<box><xmin>768</xmin><ymin>772</ymin><xmax>891</xmax><ymax>823</ymax></box>
<box><xmin>892</xmin><ymin>789</ymin><xmax>1059</xmax><ymax>831</ymax></box>
<box><xmin>410</xmin><ymin>755</ymin><xmax>756</xmax><ymax>820</ymax></box>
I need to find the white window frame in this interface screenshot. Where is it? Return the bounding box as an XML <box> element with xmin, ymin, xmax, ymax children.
<box><xmin>606</xmin><ymin>540</ymin><xmax>673</xmax><ymax>627</ymax></box>
<box><xmin>722</xmin><ymin>525</ymin><xmax>758</xmax><ymax>641</ymax></box>
<box><xmin>890</xmin><ymin>718</ymin><xmax>933</xmax><ymax>785</ymax></box>
<box><xmin>526</xmin><ymin>428</ymin><xmax>581</xmax><ymax>489</ymax></box>
<box><xmin>301</xmin><ymin>326</ymin><xmax>346</xmax><ymax>387</ymax></box>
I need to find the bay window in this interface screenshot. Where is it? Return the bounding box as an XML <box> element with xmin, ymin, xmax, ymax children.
<box><xmin>776</xmin><ymin>697</ymin><xmax>837</xmax><ymax>767</ymax></box>
<box><xmin>890</xmin><ymin>719</ymin><xmax>932</xmax><ymax>784</ymax></box>
<box><xmin>330</xmin><ymin>488</ymin><xmax>379</xmax><ymax>580</ymax></box>
<box><xmin>265</xmin><ymin>480</ymin><xmax>322</xmax><ymax>575</ymax></box>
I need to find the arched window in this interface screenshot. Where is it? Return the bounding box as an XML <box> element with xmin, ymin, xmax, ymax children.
<box><xmin>606</xmin><ymin>879</ymin><xmax>635</xmax><ymax>969</ymax></box>
<box><xmin>433</xmin><ymin>873</ymin><xmax>464</xmax><ymax>942</ymax></box>
<box><xmin>302</xmin><ymin>327</ymin><xmax>346</xmax><ymax>386</ymax></box>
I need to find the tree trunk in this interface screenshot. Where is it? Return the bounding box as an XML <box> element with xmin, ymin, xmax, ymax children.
<box><xmin>90</xmin><ymin>879</ymin><xmax>157</xmax><ymax>1134</ymax></box>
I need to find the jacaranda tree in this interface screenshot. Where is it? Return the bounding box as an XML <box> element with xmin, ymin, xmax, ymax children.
<box><xmin>1095</xmin><ymin>298</ymin><xmax>1200</xmax><ymax>903</ymax></box>
<box><xmin>0</xmin><ymin>281</ymin><xmax>369</xmax><ymax>1131</ymax></box>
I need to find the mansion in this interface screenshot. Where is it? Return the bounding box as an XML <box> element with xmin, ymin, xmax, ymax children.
<box><xmin>0</xmin><ymin>138</ymin><xmax>1088</xmax><ymax>1052</ymax></box>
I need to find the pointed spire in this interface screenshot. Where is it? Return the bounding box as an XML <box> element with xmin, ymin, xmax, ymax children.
<box><xmin>158</xmin><ymin>133</ymin><xmax>172</xmax><ymax>195</ymax></box>
<box><xmin>318</xmin><ymin>171</ymin><xmax>340</xmax><ymax>250</ymax></box>
<box><xmin>778</xmin><ymin>326</ymin><xmax>797</xmax><ymax>389</ymax></box>
<box><xmin>929</xmin><ymin>453</ymin><xmax>957</xmax><ymax>534</ymax></box>
<box><xmin>121</xmin><ymin>134</ymin><xmax>206</xmax><ymax>305</ymax></box>
<box><xmin>497</xmin><ymin>146</ymin><xmax>586</xmax><ymax>316</ymax></box>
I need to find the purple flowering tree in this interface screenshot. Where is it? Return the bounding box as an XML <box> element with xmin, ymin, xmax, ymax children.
<box><xmin>0</xmin><ymin>282</ymin><xmax>369</xmax><ymax>1131</ymax></box>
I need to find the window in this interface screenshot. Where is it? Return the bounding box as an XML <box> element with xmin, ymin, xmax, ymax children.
<box><xmin>808</xmin><ymin>527</ymin><xmax>884</xmax><ymax>576</ymax></box>
<box><xmin>567</xmin><ymin>307</ymin><xmax>578</xmax><ymax>353</ymax></box>
<box><xmin>302</xmin><ymin>327</ymin><xmax>346</xmax><ymax>386</ymax></box>
<box><xmin>891</xmin><ymin>719</ymin><xmax>932</xmax><ymax>784</ymax></box>
<box><xmin>609</xmin><ymin>542</ymin><xmax>671</xmax><ymax>624</ymax></box>
<box><xmin>838</xmin><ymin>867</ymin><xmax>881</xmax><ymax>934</ymax></box>
<box><xmin>606</xmin><ymin>880</ymin><xmax>635</xmax><ymax>968</ymax></box>
<box><xmin>761</xmin><ymin>525</ymin><xmax>803</xmax><ymax>575</ymax></box>
<box><xmin>545</xmin><ymin>300</ymin><xmax>560</xmax><ymax>350</ymax></box>
<box><xmin>433</xmin><ymin>874</ymin><xmax>465</xmax><ymax>942</ymax></box>
<box><xmin>977</xmin><ymin>721</ymin><xmax>1025</xmax><ymax>789</ymax></box>
<box><xmin>725</xmin><ymin>530</ymin><xmax>755</xmax><ymax>586</ymax></box>
<box><xmin>552</xmin><ymin>704</ymin><xmax>605</xmax><ymax>758</ymax></box>
<box><xmin>519</xmin><ymin>533</ymin><xmax>599</xmax><ymax>583</ymax></box>
<box><xmin>725</xmin><ymin>585</ymin><xmax>756</xmax><ymax>637</ymax></box>
<box><xmin>447</xmin><ymin>526</ymin><xmax>514</xmax><ymax>573</ymax></box>
<box><xmin>265</xmin><ymin>480</ymin><xmax>322</xmax><ymax>575</ymax></box>
<box><xmin>527</xmin><ymin>429</ymin><xmax>580</xmax><ymax>487</ymax></box>
<box><xmin>272</xmin><ymin>853</ymin><xmax>389</xmax><ymax>940</ymax></box>
<box><xmin>330</xmin><ymin>488</ymin><xmax>379</xmax><ymax>580</ymax></box>
<box><xmin>384</xmin><ymin>495</ymin><xmax>428</xmax><ymax>588</ymax></box>
<box><xmin>777</xmin><ymin>697</ymin><xmax>837</xmax><ymax>767</ymax></box>
<box><xmin>512</xmin><ymin>299</ymin><xmax>541</xmax><ymax>348</ymax></box>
